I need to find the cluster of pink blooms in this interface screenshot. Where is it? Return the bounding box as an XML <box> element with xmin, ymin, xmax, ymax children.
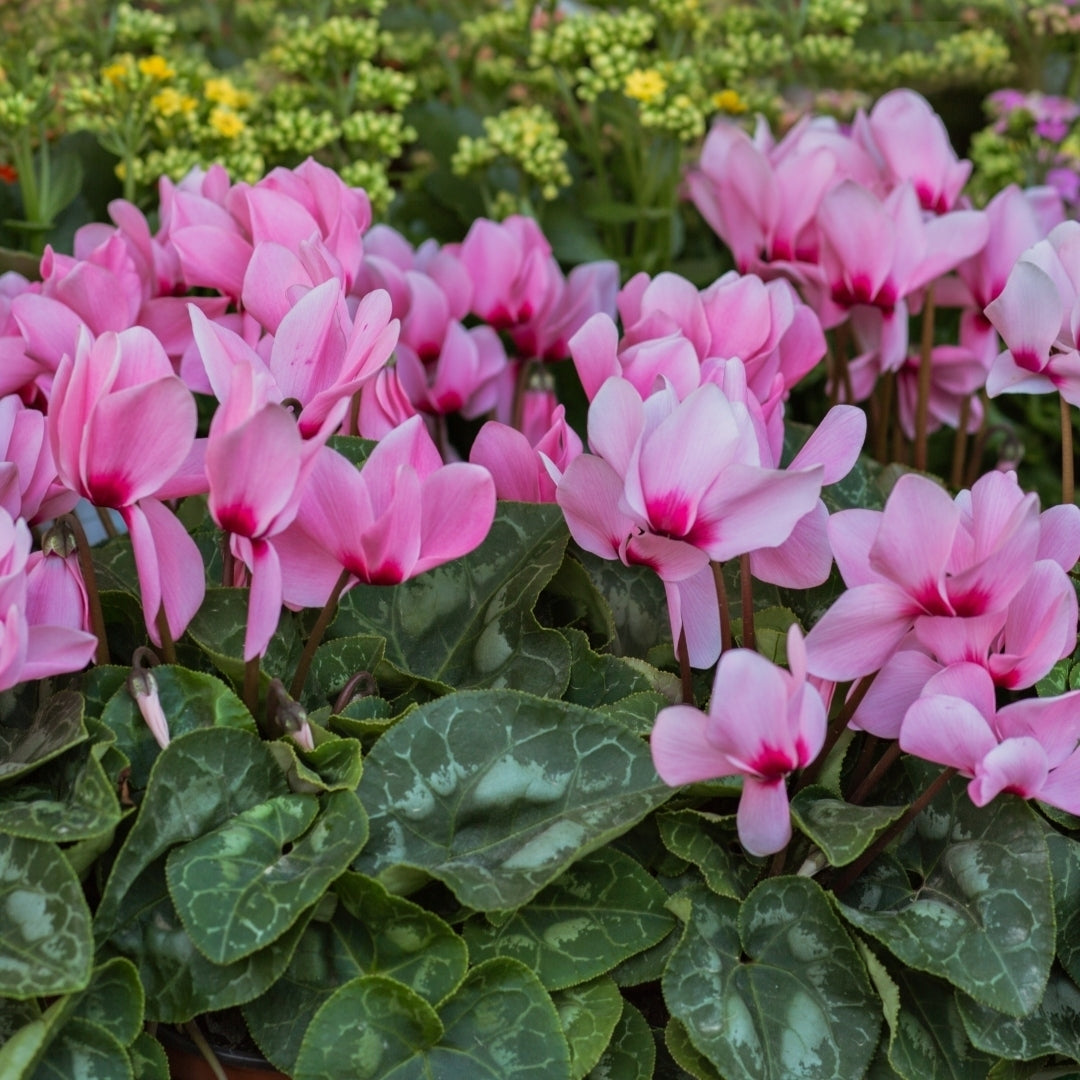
<box><xmin>0</xmin><ymin>158</ymin><xmax>622</xmax><ymax>689</ymax></box>
<box><xmin>1</xmin><ymin>88</ymin><xmax>1079</xmax><ymax>859</ymax></box>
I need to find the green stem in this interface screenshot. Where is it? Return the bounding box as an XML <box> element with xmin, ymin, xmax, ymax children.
<box><xmin>290</xmin><ymin>568</ymin><xmax>352</xmax><ymax>700</ymax></box>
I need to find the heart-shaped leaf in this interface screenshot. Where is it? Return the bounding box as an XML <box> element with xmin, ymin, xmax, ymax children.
<box><xmin>167</xmin><ymin>788</ymin><xmax>367</xmax><ymax>963</ymax></box>
<box><xmin>958</xmin><ymin>968</ymin><xmax>1080</xmax><ymax>1062</ymax></box>
<box><xmin>585</xmin><ymin>999</ymin><xmax>653</xmax><ymax>1080</ymax></box>
<box><xmin>98</xmin><ymin>665</ymin><xmax>255</xmax><ymax>792</ymax></box>
<box><xmin>24</xmin><ymin>1017</ymin><xmax>131</xmax><ymax>1080</ymax></box>
<box><xmin>330</xmin><ymin>502</ymin><xmax>572</xmax><ymax>697</ymax></box>
<box><xmin>790</xmin><ymin>786</ymin><xmax>907</xmax><ymax>867</ymax></box>
<box><xmin>462</xmin><ymin>847</ymin><xmax>674</xmax><ymax>990</ymax></box>
<box><xmin>0</xmin><ymin>691</ymin><xmax>85</xmax><ymax>785</ymax></box>
<box><xmin>70</xmin><ymin>958</ymin><xmax>144</xmax><ymax>1047</ymax></box>
<box><xmin>657</xmin><ymin>810</ymin><xmax>760</xmax><ymax>900</ymax></box>
<box><xmin>106</xmin><ymin>863</ymin><xmax>312</xmax><ymax>1023</ymax></box>
<box><xmin>552</xmin><ymin>976</ymin><xmax>623</xmax><ymax>1080</ymax></box>
<box><xmin>293</xmin><ymin>959</ymin><xmax>570</xmax><ymax>1080</ymax></box>
<box><xmin>0</xmin><ymin>834</ymin><xmax>93</xmax><ymax>999</ymax></box>
<box><xmin>245</xmin><ymin>871</ymin><xmax>468</xmax><ymax>1073</ymax></box>
<box><xmin>838</xmin><ymin>777</ymin><xmax>1054</xmax><ymax>1017</ymax></box>
<box><xmin>357</xmin><ymin>689</ymin><xmax>673</xmax><ymax>910</ymax></box>
<box><xmin>95</xmin><ymin>728</ymin><xmax>289</xmax><ymax>939</ymax></box>
<box><xmin>1048</xmin><ymin>833</ymin><xmax>1080</xmax><ymax>987</ymax></box>
<box><xmin>0</xmin><ymin>740</ymin><xmax>120</xmax><ymax>843</ymax></box>
<box><xmin>664</xmin><ymin>879</ymin><xmax>881</xmax><ymax>1080</ymax></box>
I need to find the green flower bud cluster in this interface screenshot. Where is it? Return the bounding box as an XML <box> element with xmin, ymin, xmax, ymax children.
<box><xmin>0</xmin><ymin>74</ymin><xmax>54</xmax><ymax>138</ymax></box>
<box><xmin>259</xmin><ymin>105</ymin><xmax>339</xmax><ymax>157</ymax></box>
<box><xmin>267</xmin><ymin>14</ymin><xmax>380</xmax><ymax>78</ymax></box>
<box><xmin>338</xmin><ymin>157</ymin><xmax>392</xmax><ymax>213</ymax></box>
<box><xmin>638</xmin><ymin>88</ymin><xmax>707</xmax><ymax>143</ymax></box>
<box><xmin>793</xmin><ymin>32</ymin><xmax>861</xmax><ymax>77</ymax></box>
<box><xmin>576</xmin><ymin>44</ymin><xmax>646</xmax><ymax>103</ymax></box>
<box><xmin>966</xmin><ymin>127</ymin><xmax>1028</xmax><ymax>204</ymax></box>
<box><xmin>892</xmin><ymin>27</ymin><xmax>1013</xmax><ymax>91</ymax></box>
<box><xmin>531</xmin><ymin>8</ymin><xmax>655</xmax><ymax>70</ymax></box>
<box><xmin>803</xmin><ymin>0</ymin><xmax>868</xmax><ymax>36</ymax></box>
<box><xmin>650</xmin><ymin>0</ymin><xmax>710</xmax><ymax>36</ymax></box>
<box><xmin>111</xmin><ymin>2</ymin><xmax>175</xmax><ymax>55</ymax></box>
<box><xmin>452</xmin><ymin>103</ymin><xmax>570</xmax><ymax>201</ymax></box>
<box><xmin>352</xmin><ymin>60</ymin><xmax>415</xmax><ymax>112</ymax></box>
<box><xmin>459</xmin><ymin>4</ymin><xmax>529</xmax><ymax>52</ymax></box>
<box><xmin>340</xmin><ymin>108</ymin><xmax>416</xmax><ymax>161</ymax></box>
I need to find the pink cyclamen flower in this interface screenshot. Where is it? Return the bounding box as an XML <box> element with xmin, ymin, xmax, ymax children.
<box><xmin>983</xmin><ymin>220</ymin><xmax>1080</xmax><ymax>404</ymax></box>
<box><xmin>556</xmin><ymin>377</ymin><xmax>824</xmax><ymax>667</ymax></box>
<box><xmin>47</xmin><ymin>327</ymin><xmax>206</xmax><ymax>646</ymax></box>
<box><xmin>804</xmin><ymin>469</ymin><xmax>1052</xmax><ymax>681</ymax></box>
<box><xmin>275</xmin><ymin>415</ymin><xmax>497</xmax><ymax>608</ymax></box>
<box><xmin>901</xmin><ymin>662</ymin><xmax>1080</xmax><ymax>813</ymax></box>
<box><xmin>651</xmin><ymin>625</ymin><xmax>826</xmax><ymax>856</ymax></box>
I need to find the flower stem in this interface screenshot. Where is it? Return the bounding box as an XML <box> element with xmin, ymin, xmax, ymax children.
<box><xmin>154</xmin><ymin>608</ymin><xmax>176</xmax><ymax>665</ymax></box>
<box><xmin>64</xmin><ymin>512</ymin><xmax>110</xmax><ymax>666</ymax></box>
<box><xmin>913</xmin><ymin>285</ymin><xmax>936</xmax><ymax>473</ymax></box>
<box><xmin>1061</xmin><ymin>395</ymin><xmax>1074</xmax><ymax>505</ymax></box>
<box><xmin>950</xmin><ymin>393</ymin><xmax>972</xmax><ymax>490</ymax></box>
<box><xmin>833</xmin><ymin>765</ymin><xmax>957</xmax><ymax>895</ymax></box>
<box><xmin>290</xmin><ymin>568</ymin><xmax>351</xmax><ymax>700</ymax></box>
<box><xmin>243</xmin><ymin>655</ymin><xmax>260</xmax><ymax>719</ymax></box>
<box><xmin>183</xmin><ymin>1022</ymin><xmax>228</xmax><ymax>1080</ymax></box>
<box><xmin>848</xmin><ymin>739</ymin><xmax>901</xmax><ymax>805</ymax></box>
<box><xmin>792</xmin><ymin>670</ymin><xmax>878</xmax><ymax>795</ymax></box>
<box><xmin>739</xmin><ymin>553</ymin><xmax>754</xmax><ymax>650</ymax></box>
<box><xmin>712</xmin><ymin>561</ymin><xmax>733</xmax><ymax>654</ymax></box>
<box><xmin>676</xmin><ymin>630</ymin><xmax>694</xmax><ymax>705</ymax></box>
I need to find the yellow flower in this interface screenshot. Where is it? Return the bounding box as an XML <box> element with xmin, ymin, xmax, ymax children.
<box><xmin>209</xmin><ymin>106</ymin><xmax>245</xmax><ymax>139</ymax></box>
<box><xmin>204</xmin><ymin>77</ymin><xmax>246</xmax><ymax>109</ymax></box>
<box><xmin>624</xmin><ymin>68</ymin><xmax>667</xmax><ymax>104</ymax></box>
<box><xmin>137</xmin><ymin>55</ymin><xmax>175</xmax><ymax>81</ymax></box>
<box><xmin>712</xmin><ymin>89</ymin><xmax>748</xmax><ymax>114</ymax></box>
<box><xmin>151</xmin><ymin>87</ymin><xmax>197</xmax><ymax>118</ymax></box>
<box><xmin>102</xmin><ymin>58</ymin><xmax>133</xmax><ymax>87</ymax></box>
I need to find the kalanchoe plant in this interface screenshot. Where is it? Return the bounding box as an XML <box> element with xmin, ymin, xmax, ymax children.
<box><xmin>4</xmin><ymin>86</ymin><xmax>1080</xmax><ymax>1080</ymax></box>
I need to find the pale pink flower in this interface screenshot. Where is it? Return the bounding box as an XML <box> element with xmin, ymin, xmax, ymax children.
<box><xmin>650</xmin><ymin>625</ymin><xmax>826</xmax><ymax>856</ymax></box>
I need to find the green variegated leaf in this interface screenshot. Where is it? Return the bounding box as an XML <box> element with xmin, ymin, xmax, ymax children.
<box><xmin>128</xmin><ymin>1032</ymin><xmax>168</xmax><ymax>1080</ymax></box>
<box><xmin>597</xmin><ymin>691</ymin><xmax>669</xmax><ymax>736</ymax></box>
<box><xmin>958</xmin><ymin>968</ymin><xmax>1080</xmax><ymax>1062</ymax></box>
<box><xmin>553</xmin><ymin>977</ymin><xmax>623</xmax><ymax>1080</ymax></box>
<box><xmin>331</xmin><ymin>502</ymin><xmax>572</xmax><ymax>697</ymax></box>
<box><xmin>586</xmin><ymin>1000</ymin><xmax>653</xmax><ymax>1080</ymax></box>
<box><xmin>26</xmin><ymin>1018</ymin><xmax>131</xmax><ymax>1080</ymax></box>
<box><xmin>167</xmin><ymin>788</ymin><xmax>367</xmax><ymax>963</ymax></box>
<box><xmin>95</xmin><ymin>728</ymin><xmax>290</xmax><ymax>939</ymax></box>
<box><xmin>838</xmin><ymin>778</ymin><xmax>1054</xmax><ymax>1017</ymax></box>
<box><xmin>70</xmin><ymin>958</ymin><xmax>144</xmax><ymax>1047</ymax></box>
<box><xmin>327</xmin><ymin>433</ymin><xmax>377</xmax><ymax>467</ymax></box>
<box><xmin>304</xmin><ymin>634</ymin><xmax>387</xmax><ymax>711</ymax></box>
<box><xmin>293</xmin><ymin>959</ymin><xmax>570</xmax><ymax>1080</ymax></box>
<box><xmin>608</xmin><ymin>923</ymin><xmax>678</xmax><ymax>988</ymax></box>
<box><xmin>106</xmin><ymin>863</ymin><xmax>312</xmax><ymax>1022</ymax></box>
<box><xmin>0</xmin><ymin>691</ymin><xmax>85</xmax><ymax>785</ymax></box>
<box><xmin>0</xmin><ymin>833</ymin><xmax>93</xmax><ymax>999</ymax></box>
<box><xmin>790</xmin><ymin>786</ymin><xmax>907</xmax><ymax>867</ymax></box>
<box><xmin>560</xmin><ymin>627</ymin><xmax>674</xmax><ymax>708</ymax></box>
<box><xmin>664</xmin><ymin>1018</ymin><xmax>724</xmax><ymax>1080</ymax></box>
<box><xmin>657</xmin><ymin>810</ymin><xmax>760</xmax><ymax>900</ymax></box>
<box><xmin>0</xmin><ymin>739</ymin><xmax>121</xmax><ymax>842</ymax></box>
<box><xmin>463</xmin><ymin>847</ymin><xmax>674</xmax><ymax>990</ymax></box>
<box><xmin>0</xmin><ymin>998</ymin><xmax>40</xmax><ymax>1045</ymax></box>
<box><xmin>98</xmin><ymin>665</ymin><xmax>256</xmax><ymax>792</ymax></box>
<box><xmin>574</xmin><ymin>551</ymin><xmax>670</xmax><ymax>660</ymax></box>
<box><xmin>1048</xmin><ymin>834</ymin><xmax>1080</xmax><ymax>987</ymax></box>
<box><xmin>357</xmin><ymin>689</ymin><xmax>673</xmax><ymax>910</ymax></box>
<box><xmin>883</xmin><ymin>964</ymin><xmax>994</xmax><ymax>1080</ymax></box>
<box><xmin>187</xmin><ymin>586</ymin><xmax>304</xmax><ymax>687</ymax></box>
<box><xmin>664</xmin><ymin>879</ymin><xmax>880</xmax><ymax>1080</ymax></box>
<box><xmin>268</xmin><ymin>734</ymin><xmax>363</xmax><ymax>794</ymax></box>
<box><xmin>246</xmin><ymin>871</ymin><xmax>468</xmax><ymax>1073</ymax></box>
<box><xmin>542</xmin><ymin>549</ymin><xmax>617</xmax><ymax>648</ymax></box>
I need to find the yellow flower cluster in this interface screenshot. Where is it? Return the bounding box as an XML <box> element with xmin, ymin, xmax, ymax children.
<box><xmin>624</xmin><ymin>69</ymin><xmax>667</xmax><ymax>104</ymax></box>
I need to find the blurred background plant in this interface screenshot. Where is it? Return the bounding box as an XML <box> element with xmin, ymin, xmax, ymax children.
<box><xmin>0</xmin><ymin>0</ymin><xmax>1077</xmax><ymax>273</ymax></box>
